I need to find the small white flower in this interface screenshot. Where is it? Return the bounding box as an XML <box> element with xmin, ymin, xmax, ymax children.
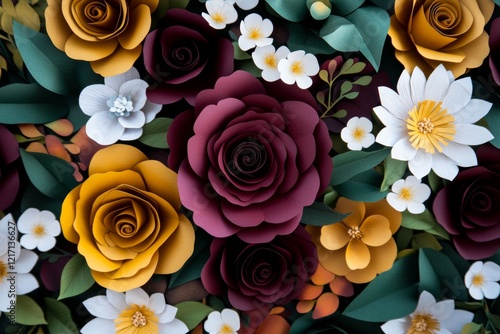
<box><xmin>386</xmin><ymin>176</ymin><xmax>431</xmax><ymax>214</ymax></box>
<box><xmin>278</xmin><ymin>50</ymin><xmax>319</xmax><ymax>89</ymax></box>
<box><xmin>79</xmin><ymin>67</ymin><xmax>162</xmax><ymax>145</ymax></box>
<box><xmin>238</xmin><ymin>13</ymin><xmax>273</xmax><ymax>51</ymax></box>
<box><xmin>381</xmin><ymin>290</ymin><xmax>474</xmax><ymax>334</ymax></box>
<box><xmin>252</xmin><ymin>45</ymin><xmax>290</xmax><ymax>82</ymax></box>
<box><xmin>81</xmin><ymin>288</ymin><xmax>189</xmax><ymax>334</ymax></box>
<box><xmin>340</xmin><ymin>116</ymin><xmax>375</xmax><ymax>151</ymax></box>
<box><xmin>228</xmin><ymin>0</ymin><xmax>259</xmax><ymax>10</ymax></box>
<box><xmin>202</xmin><ymin>0</ymin><xmax>238</xmax><ymax>30</ymax></box>
<box><xmin>17</xmin><ymin>208</ymin><xmax>61</xmax><ymax>252</ymax></box>
<box><xmin>465</xmin><ymin>261</ymin><xmax>500</xmax><ymax>300</ymax></box>
<box><xmin>204</xmin><ymin>309</ymin><xmax>240</xmax><ymax>334</ymax></box>
<box><xmin>0</xmin><ymin>214</ymin><xmax>39</xmax><ymax>312</ymax></box>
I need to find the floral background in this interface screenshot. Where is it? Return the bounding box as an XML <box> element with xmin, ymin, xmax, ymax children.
<box><xmin>1</xmin><ymin>0</ymin><xmax>500</xmax><ymax>333</ymax></box>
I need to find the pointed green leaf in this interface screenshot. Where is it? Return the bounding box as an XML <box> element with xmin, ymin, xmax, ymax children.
<box><xmin>302</xmin><ymin>201</ymin><xmax>349</xmax><ymax>226</ymax></box>
<box><xmin>330</xmin><ymin>147</ymin><xmax>389</xmax><ymax>186</ymax></box>
<box><xmin>343</xmin><ymin>92</ymin><xmax>359</xmax><ymax>99</ymax></box>
<box><xmin>380</xmin><ymin>156</ymin><xmax>407</xmax><ymax>191</ymax></box>
<box><xmin>138</xmin><ymin>117</ymin><xmax>172</xmax><ymax>149</ymax></box>
<box><xmin>174</xmin><ymin>301</ymin><xmax>214</xmax><ymax>330</ymax></box>
<box><xmin>402</xmin><ymin>209</ymin><xmax>450</xmax><ymax>240</ymax></box>
<box><xmin>58</xmin><ymin>254</ymin><xmax>95</xmax><ymax>300</ymax></box>
<box><xmin>286</xmin><ymin>23</ymin><xmax>334</xmax><ymax>54</ymax></box>
<box><xmin>411</xmin><ymin>232</ymin><xmax>442</xmax><ymax>251</ymax></box>
<box><xmin>44</xmin><ymin>298</ymin><xmax>79</xmax><ymax>334</ymax></box>
<box><xmin>330</xmin><ymin>0</ymin><xmax>365</xmax><ymax>16</ymax></box>
<box><xmin>334</xmin><ymin>169</ymin><xmax>388</xmax><ymax>202</ymax></box>
<box><xmin>265</xmin><ymin>0</ymin><xmax>308</xmax><ymax>22</ymax></box>
<box><xmin>15</xmin><ymin>295</ymin><xmax>47</xmax><ymax>325</ymax></box>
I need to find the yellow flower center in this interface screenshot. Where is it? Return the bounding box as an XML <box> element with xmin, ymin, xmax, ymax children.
<box><xmin>32</xmin><ymin>223</ymin><xmax>46</xmax><ymax>238</ymax></box>
<box><xmin>290</xmin><ymin>60</ymin><xmax>304</xmax><ymax>75</ymax></box>
<box><xmin>353</xmin><ymin>127</ymin><xmax>365</xmax><ymax>142</ymax></box>
<box><xmin>472</xmin><ymin>273</ymin><xmax>485</xmax><ymax>287</ymax></box>
<box><xmin>399</xmin><ymin>187</ymin><xmax>414</xmax><ymax>201</ymax></box>
<box><xmin>220</xmin><ymin>324</ymin><xmax>234</xmax><ymax>334</ymax></box>
<box><xmin>0</xmin><ymin>260</ymin><xmax>7</xmax><ymax>282</ymax></box>
<box><xmin>263</xmin><ymin>53</ymin><xmax>277</xmax><ymax>68</ymax></box>
<box><xmin>248</xmin><ymin>27</ymin><xmax>263</xmax><ymax>40</ymax></box>
<box><xmin>115</xmin><ymin>305</ymin><xmax>158</xmax><ymax>334</ymax></box>
<box><xmin>347</xmin><ymin>226</ymin><xmax>363</xmax><ymax>239</ymax></box>
<box><xmin>212</xmin><ymin>11</ymin><xmax>226</xmax><ymax>24</ymax></box>
<box><xmin>407</xmin><ymin>313</ymin><xmax>440</xmax><ymax>334</ymax></box>
<box><xmin>406</xmin><ymin>100</ymin><xmax>455</xmax><ymax>154</ymax></box>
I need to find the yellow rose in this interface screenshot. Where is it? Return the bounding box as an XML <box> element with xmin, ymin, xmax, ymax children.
<box><xmin>389</xmin><ymin>0</ymin><xmax>495</xmax><ymax>77</ymax></box>
<box><xmin>60</xmin><ymin>144</ymin><xmax>195</xmax><ymax>292</ymax></box>
<box><xmin>45</xmin><ymin>0</ymin><xmax>158</xmax><ymax>76</ymax></box>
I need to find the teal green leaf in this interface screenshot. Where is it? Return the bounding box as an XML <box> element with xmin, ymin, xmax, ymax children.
<box><xmin>330</xmin><ymin>0</ymin><xmax>365</xmax><ymax>16</ymax></box>
<box><xmin>233</xmin><ymin>42</ymin><xmax>252</xmax><ymax>60</ymax></box>
<box><xmin>302</xmin><ymin>201</ymin><xmax>349</xmax><ymax>226</ymax></box>
<box><xmin>343</xmin><ymin>253</ymin><xmax>419</xmax><ymax>321</ymax></box>
<box><xmin>286</xmin><ymin>23</ymin><xmax>334</xmax><ymax>54</ymax></box>
<box><xmin>320</xmin><ymin>15</ymin><xmax>362</xmax><ymax>52</ymax></box>
<box><xmin>58</xmin><ymin>254</ymin><xmax>95</xmax><ymax>300</ymax></box>
<box><xmin>334</xmin><ymin>169</ymin><xmax>388</xmax><ymax>202</ymax></box>
<box><xmin>0</xmin><ymin>83</ymin><xmax>68</xmax><ymax>124</ymax></box>
<box><xmin>380</xmin><ymin>156</ymin><xmax>407</xmax><ymax>191</ymax></box>
<box><xmin>330</xmin><ymin>147</ymin><xmax>389</xmax><ymax>186</ymax></box>
<box><xmin>44</xmin><ymin>298</ymin><xmax>79</xmax><ymax>334</ymax></box>
<box><xmin>495</xmin><ymin>0</ymin><xmax>500</xmax><ymax>5</ymax></box>
<box><xmin>265</xmin><ymin>0</ymin><xmax>308</xmax><ymax>22</ymax></box>
<box><xmin>15</xmin><ymin>295</ymin><xmax>47</xmax><ymax>325</ymax></box>
<box><xmin>138</xmin><ymin>117</ymin><xmax>172</xmax><ymax>149</ymax></box>
<box><xmin>369</xmin><ymin>0</ymin><xmax>395</xmax><ymax>9</ymax></box>
<box><xmin>174</xmin><ymin>301</ymin><xmax>214</xmax><ymax>330</ymax></box>
<box><xmin>485</xmin><ymin>102</ymin><xmax>500</xmax><ymax>149</ymax></box>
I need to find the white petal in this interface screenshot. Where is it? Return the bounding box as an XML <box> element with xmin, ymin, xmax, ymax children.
<box><xmin>280</xmin><ymin>71</ymin><xmax>297</xmax><ymax>85</ymax></box>
<box><xmin>106</xmin><ymin>289</ymin><xmax>127</xmax><ymax>311</ymax></box>
<box><xmin>261</xmin><ymin>69</ymin><xmax>281</xmax><ymax>82</ymax></box>
<box><xmin>16</xmin><ymin>208</ymin><xmax>40</xmax><ymax>233</ymax></box>
<box><xmin>391</xmin><ymin>179</ymin><xmax>406</xmax><ymax>193</ymax></box>
<box><xmin>453</xmin><ymin>77</ymin><xmax>473</xmax><ymax>96</ymax></box>
<box><xmin>373</xmin><ymin>106</ymin><xmax>404</xmax><ymax>127</ymax></box>
<box><xmin>468</xmin><ymin>285</ymin><xmax>485</xmax><ymax>300</ymax></box>
<box><xmin>454</xmin><ymin>99</ymin><xmax>492</xmax><ymax>124</ymax></box>
<box><xmin>236</xmin><ymin>0</ymin><xmax>258</xmax><ymax>10</ymax></box>
<box><xmin>410</xmin><ymin>66</ymin><xmax>426</xmax><ymax>104</ymax></box>
<box><xmin>79</xmin><ymin>85</ymin><xmax>116</xmax><ymax>116</ymax></box>
<box><xmin>392</xmin><ymin>138</ymin><xmax>417</xmax><ymax>161</ymax></box>
<box><xmin>39</xmin><ymin>210</ymin><xmax>56</xmax><ymax>223</ymax></box>
<box><xmin>376</xmin><ymin>126</ymin><xmax>407</xmax><ymax>147</ymax></box>
<box><xmin>120</xmin><ymin>128</ymin><xmax>143</xmax><ymax>141</ymax></box>
<box><xmin>117</xmin><ymin>111</ymin><xmax>146</xmax><ymax>129</ymax></box>
<box><xmin>424</xmin><ymin>64</ymin><xmax>450</xmax><ymax>102</ymax></box>
<box><xmin>404</xmin><ymin>175</ymin><xmax>421</xmax><ymax>186</ymax></box>
<box><xmin>83</xmin><ymin>296</ymin><xmax>120</xmax><ymax>319</ymax></box>
<box><xmin>254</xmin><ymin>38</ymin><xmax>273</xmax><ymax>48</ymax></box>
<box><xmin>431</xmin><ymin>153</ymin><xmax>459</xmax><ymax>181</ymax></box>
<box><xmin>360</xmin><ymin>133</ymin><xmax>375</xmax><ymax>148</ymax></box>
<box><xmin>36</xmin><ymin>235</ymin><xmax>56</xmax><ymax>252</ymax></box>
<box><xmin>260</xmin><ymin>19</ymin><xmax>274</xmax><ymax>35</ymax></box>
<box><xmin>412</xmin><ymin>184</ymin><xmax>431</xmax><ymax>202</ymax></box>
<box><xmin>158</xmin><ymin>318</ymin><xmax>189</xmax><ymax>334</ymax></box>
<box><xmin>296</xmin><ymin>75</ymin><xmax>313</xmax><ymax>89</ymax></box>
<box><xmin>125</xmin><ymin>288</ymin><xmax>149</xmax><ymax>306</ymax></box>
<box><xmin>243</xmin><ymin>13</ymin><xmax>263</xmax><ymax>26</ymax></box>
<box><xmin>86</xmin><ymin>112</ymin><xmax>124</xmax><ymax>145</ymax></box>
<box><xmin>386</xmin><ymin>193</ymin><xmax>407</xmax><ymax>212</ymax></box>
<box><xmin>119</xmin><ymin>79</ymin><xmax>148</xmax><ymax>111</ymax></box>
<box><xmin>302</xmin><ymin>54</ymin><xmax>319</xmax><ymax>75</ymax></box>
<box><xmin>453</xmin><ymin>124</ymin><xmax>493</xmax><ymax>146</ymax></box>
<box><xmin>482</xmin><ymin>281</ymin><xmax>500</xmax><ymax>299</ymax></box>
<box><xmin>238</xmin><ymin>36</ymin><xmax>256</xmax><ymax>51</ymax></box>
<box><xmin>157</xmin><ymin>304</ymin><xmax>177</xmax><ymax>323</ymax></box>
<box><xmin>81</xmin><ymin>318</ymin><xmax>116</xmax><ymax>334</ymax></box>
<box><xmin>204</xmin><ymin>311</ymin><xmax>223</xmax><ymax>332</ymax></box>
<box><xmin>275</xmin><ymin>45</ymin><xmax>290</xmax><ymax>59</ymax></box>
<box><xmin>441</xmin><ymin>80</ymin><xmax>472</xmax><ymax>115</ymax></box>
<box><xmin>440</xmin><ymin>309</ymin><xmax>474</xmax><ymax>334</ymax></box>
<box><xmin>381</xmin><ymin>318</ymin><xmax>410</xmax><ymax>333</ymax></box>
<box><xmin>221</xmin><ymin>309</ymin><xmax>240</xmax><ymax>330</ymax></box>
<box><xmin>16</xmin><ymin>273</ymin><xmax>39</xmax><ymax>294</ymax></box>
<box><xmin>378</xmin><ymin>86</ymin><xmax>410</xmax><ymax>121</ymax></box>
<box><xmin>357</xmin><ymin>117</ymin><xmax>373</xmax><ymax>132</ymax></box>
<box><xmin>45</xmin><ymin>221</ymin><xmax>61</xmax><ymax>236</ymax></box>
<box><xmin>347</xmin><ymin>141</ymin><xmax>363</xmax><ymax>151</ymax></box>
<box><xmin>408</xmin><ymin>150</ymin><xmax>432</xmax><ymax>179</ymax></box>
<box><xmin>287</xmin><ymin>50</ymin><xmax>305</xmax><ymax>62</ymax></box>
<box><xmin>16</xmin><ymin>249</ymin><xmax>37</xmax><ymax>273</ymax></box>
<box><xmin>142</xmin><ymin>101</ymin><xmax>162</xmax><ymax>123</ymax></box>
<box><xmin>148</xmin><ymin>293</ymin><xmax>166</xmax><ymax>315</ymax></box>
<box><xmin>441</xmin><ymin>142</ymin><xmax>477</xmax><ymax>167</ymax></box>
<box><xmin>396</xmin><ymin>70</ymin><xmax>415</xmax><ymax>112</ymax></box>
<box><xmin>407</xmin><ymin>201</ymin><xmax>425</xmax><ymax>214</ymax></box>
<box><xmin>483</xmin><ymin>262</ymin><xmax>500</xmax><ymax>281</ymax></box>
<box><xmin>105</xmin><ymin>67</ymin><xmax>140</xmax><ymax>92</ymax></box>
<box><xmin>19</xmin><ymin>234</ymin><xmax>38</xmax><ymax>250</ymax></box>
<box><xmin>429</xmin><ymin>299</ymin><xmax>454</xmax><ymax>321</ymax></box>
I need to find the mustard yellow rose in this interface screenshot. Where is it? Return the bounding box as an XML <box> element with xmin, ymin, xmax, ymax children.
<box><xmin>45</xmin><ymin>0</ymin><xmax>158</xmax><ymax>76</ymax></box>
<box><xmin>60</xmin><ymin>144</ymin><xmax>195</xmax><ymax>292</ymax></box>
<box><xmin>389</xmin><ymin>0</ymin><xmax>495</xmax><ymax>77</ymax></box>
<box><xmin>307</xmin><ymin>197</ymin><xmax>401</xmax><ymax>284</ymax></box>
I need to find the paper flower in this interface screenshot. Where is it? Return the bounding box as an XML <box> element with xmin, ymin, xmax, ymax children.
<box><xmin>252</xmin><ymin>45</ymin><xmax>290</xmax><ymax>82</ymax></box>
<box><xmin>204</xmin><ymin>309</ymin><xmax>240</xmax><ymax>334</ymax></box>
<box><xmin>340</xmin><ymin>116</ymin><xmax>375</xmax><ymax>151</ymax></box>
<box><xmin>0</xmin><ymin>214</ymin><xmax>39</xmax><ymax>312</ymax></box>
<box><xmin>167</xmin><ymin>70</ymin><xmax>332</xmax><ymax>242</ymax></box>
<box><xmin>45</xmin><ymin>0</ymin><xmax>158</xmax><ymax>76</ymax></box>
<box><xmin>229</xmin><ymin>0</ymin><xmax>258</xmax><ymax>10</ymax></box>
<box><xmin>388</xmin><ymin>0</ymin><xmax>495</xmax><ymax>77</ymax></box>
<box><xmin>79</xmin><ymin>67</ymin><xmax>162</xmax><ymax>145</ymax></box>
<box><xmin>60</xmin><ymin>144</ymin><xmax>195</xmax><ymax>291</ymax></box>
<box><xmin>387</xmin><ymin>176</ymin><xmax>430</xmax><ymax>214</ymax></box>
<box><xmin>278</xmin><ymin>50</ymin><xmax>320</xmax><ymax>89</ymax></box>
<box><xmin>489</xmin><ymin>18</ymin><xmax>500</xmax><ymax>85</ymax></box>
<box><xmin>144</xmin><ymin>8</ymin><xmax>234</xmax><ymax>105</ymax></box>
<box><xmin>17</xmin><ymin>208</ymin><xmax>61</xmax><ymax>252</ymax></box>
<box><xmin>202</xmin><ymin>0</ymin><xmax>238</xmax><ymax>30</ymax></box>
<box><xmin>238</xmin><ymin>13</ymin><xmax>273</xmax><ymax>51</ymax></box>
<box><xmin>433</xmin><ymin>144</ymin><xmax>500</xmax><ymax>260</ymax></box>
<box><xmin>381</xmin><ymin>290</ymin><xmax>474</xmax><ymax>334</ymax></box>
<box><xmin>374</xmin><ymin>64</ymin><xmax>494</xmax><ymax>181</ymax></box>
<box><xmin>201</xmin><ymin>226</ymin><xmax>318</xmax><ymax>311</ymax></box>
<box><xmin>465</xmin><ymin>261</ymin><xmax>500</xmax><ymax>301</ymax></box>
<box><xmin>0</xmin><ymin>125</ymin><xmax>19</xmax><ymax>211</ymax></box>
<box><xmin>308</xmin><ymin>198</ymin><xmax>401</xmax><ymax>283</ymax></box>
<box><xmin>81</xmin><ymin>287</ymin><xmax>189</xmax><ymax>334</ymax></box>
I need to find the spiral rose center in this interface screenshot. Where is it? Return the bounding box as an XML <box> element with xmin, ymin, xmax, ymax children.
<box><xmin>74</xmin><ymin>0</ymin><xmax>127</xmax><ymax>35</ymax></box>
<box><xmin>427</xmin><ymin>0</ymin><xmax>461</xmax><ymax>32</ymax></box>
<box><xmin>164</xmin><ymin>42</ymin><xmax>201</xmax><ymax>71</ymax></box>
<box><xmin>116</xmin><ymin>220</ymin><xmax>136</xmax><ymax>237</ymax></box>
<box><xmin>471</xmin><ymin>191</ymin><xmax>492</xmax><ymax>212</ymax></box>
<box><xmin>226</xmin><ymin>139</ymin><xmax>268</xmax><ymax>179</ymax></box>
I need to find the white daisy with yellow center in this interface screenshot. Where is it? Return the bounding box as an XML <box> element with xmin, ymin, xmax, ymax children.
<box><xmin>81</xmin><ymin>288</ymin><xmax>189</xmax><ymax>334</ymax></box>
<box><xmin>17</xmin><ymin>208</ymin><xmax>61</xmax><ymax>252</ymax></box>
<box><xmin>252</xmin><ymin>45</ymin><xmax>290</xmax><ymax>82</ymax></box>
<box><xmin>204</xmin><ymin>309</ymin><xmax>240</xmax><ymax>334</ymax></box>
<box><xmin>381</xmin><ymin>290</ymin><xmax>473</xmax><ymax>334</ymax></box>
<box><xmin>374</xmin><ymin>65</ymin><xmax>493</xmax><ymax>181</ymax></box>
<box><xmin>340</xmin><ymin>116</ymin><xmax>375</xmax><ymax>151</ymax></box>
<box><xmin>202</xmin><ymin>0</ymin><xmax>238</xmax><ymax>30</ymax></box>
<box><xmin>238</xmin><ymin>13</ymin><xmax>273</xmax><ymax>51</ymax></box>
<box><xmin>386</xmin><ymin>176</ymin><xmax>430</xmax><ymax>214</ymax></box>
<box><xmin>465</xmin><ymin>261</ymin><xmax>500</xmax><ymax>300</ymax></box>
<box><xmin>278</xmin><ymin>50</ymin><xmax>320</xmax><ymax>89</ymax></box>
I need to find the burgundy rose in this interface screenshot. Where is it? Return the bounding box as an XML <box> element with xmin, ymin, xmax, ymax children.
<box><xmin>0</xmin><ymin>125</ymin><xmax>20</xmax><ymax>210</ymax></box>
<box><xmin>143</xmin><ymin>8</ymin><xmax>234</xmax><ymax>105</ymax></box>
<box><xmin>201</xmin><ymin>226</ymin><xmax>318</xmax><ymax>311</ymax></box>
<box><xmin>167</xmin><ymin>71</ymin><xmax>333</xmax><ymax>242</ymax></box>
<box><xmin>489</xmin><ymin>18</ymin><xmax>500</xmax><ymax>86</ymax></box>
<box><xmin>433</xmin><ymin>144</ymin><xmax>500</xmax><ymax>260</ymax></box>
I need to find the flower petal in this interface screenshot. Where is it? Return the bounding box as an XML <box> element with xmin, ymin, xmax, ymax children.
<box><xmin>345</xmin><ymin>239</ymin><xmax>370</xmax><ymax>270</ymax></box>
<box><xmin>82</xmin><ymin>296</ymin><xmax>119</xmax><ymax>319</ymax></box>
<box><xmin>320</xmin><ymin>223</ymin><xmax>350</xmax><ymax>250</ymax></box>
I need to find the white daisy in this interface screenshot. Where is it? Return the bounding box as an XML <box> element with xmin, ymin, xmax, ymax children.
<box><xmin>79</xmin><ymin>66</ymin><xmax>162</xmax><ymax>145</ymax></box>
<box><xmin>17</xmin><ymin>208</ymin><xmax>61</xmax><ymax>252</ymax></box>
<box><xmin>374</xmin><ymin>64</ymin><xmax>494</xmax><ymax>181</ymax></box>
<box><xmin>228</xmin><ymin>0</ymin><xmax>259</xmax><ymax>10</ymax></box>
<box><xmin>0</xmin><ymin>214</ymin><xmax>39</xmax><ymax>312</ymax></box>
<box><xmin>204</xmin><ymin>309</ymin><xmax>240</xmax><ymax>334</ymax></box>
<box><xmin>238</xmin><ymin>13</ymin><xmax>273</xmax><ymax>51</ymax></box>
<box><xmin>81</xmin><ymin>288</ymin><xmax>189</xmax><ymax>334</ymax></box>
<box><xmin>278</xmin><ymin>50</ymin><xmax>320</xmax><ymax>89</ymax></box>
<box><xmin>381</xmin><ymin>290</ymin><xmax>474</xmax><ymax>334</ymax></box>
<box><xmin>386</xmin><ymin>176</ymin><xmax>430</xmax><ymax>214</ymax></box>
<box><xmin>465</xmin><ymin>261</ymin><xmax>500</xmax><ymax>300</ymax></box>
<box><xmin>252</xmin><ymin>45</ymin><xmax>290</xmax><ymax>82</ymax></box>
<box><xmin>202</xmin><ymin>0</ymin><xmax>238</xmax><ymax>30</ymax></box>
<box><xmin>340</xmin><ymin>116</ymin><xmax>375</xmax><ymax>151</ymax></box>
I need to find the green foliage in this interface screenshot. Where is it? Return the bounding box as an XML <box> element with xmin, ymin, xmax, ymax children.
<box><xmin>138</xmin><ymin>117</ymin><xmax>172</xmax><ymax>149</ymax></box>
<box><xmin>402</xmin><ymin>209</ymin><xmax>450</xmax><ymax>240</ymax></box>
<box><xmin>286</xmin><ymin>23</ymin><xmax>335</xmax><ymax>54</ymax></box>
<box><xmin>485</xmin><ymin>101</ymin><xmax>500</xmax><ymax>149</ymax></box>
<box><xmin>302</xmin><ymin>201</ymin><xmax>349</xmax><ymax>226</ymax></box>
<box><xmin>380</xmin><ymin>156</ymin><xmax>407</xmax><ymax>191</ymax></box>
<box><xmin>174</xmin><ymin>301</ymin><xmax>214</xmax><ymax>330</ymax></box>
<box><xmin>334</xmin><ymin>169</ymin><xmax>388</xmax><ymax>202</ymax></box>
<box><xmin>330</xmin><ymin>147</ymin><xmax>389</xmax><ymax>186</ymax></box>
<box><xmin>44</xmin><ymin>298</ymin><xmax>79</xmax><ymax>334</ymax></box>
<box><xmin>330</xmin><ymin>0</ymin><xmax>365</xmax><ymax>16</ymax></box>
<box><xmin>265</xmin><ymin>0</ymin><xmax>308</xmax><ymax>22</ymax></box>
<box><xmin>15</xmin><ymin>295</ymin><xmax>47</xmax><ymax>325</ymax></box>
<box><xmin>58</xmin><ymin>254</ymin><xmax>95</xmax><ymax>300</ymax></box>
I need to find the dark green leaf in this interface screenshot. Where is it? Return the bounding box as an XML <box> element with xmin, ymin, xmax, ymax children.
<box><xmin>334</xmin><ymin>169</ymin><xmax>388</xmax><ymax>202</ymax></box>
<box><xmin>233</xmin><ymin>42</ymin><xmax>252</xmax><ymax>60</ymax></box>
<box><xmin>265</xmin><ymin>0</ymin><xmax>308</xmax><ymax>22</ymax></box>
<box><xmin>286</xmin><ymin>23</ymin><xmax>334</xmax><ymax>54</ymax></box>
<box><xmin>44</xmin><ymin>298</ymin><xmax>79</xmax><ymax>334</ymax></box>
<box><xmin>174</xmin><ymin>301</ymin><xmax>214</xmax><ymax>330</ymax></box>
<box><xmin>402</xmin><ymin>209</ymin><xmax>450</xmax><ymax>240</ymax></box>
<box><xmin>330</xmin><ymin>148</ymin><xmax>389</xmax><ymax>186</ymax></box>
<box><xmin>302</xmin><ymin>201</ymin><xmax>349</xmax><ymax>226</ymax></box>
<box><xmin>330</xmin><ymin>0</ymin><xmax>365</xmax><ymax>16</ymax></box>
<box><xmin>369</xmin><ymin>0</ymin><xmax>395</xmax><ymax>9</ymax></box>
<box><xmin>15</xmin><ymin>295</ymin><xmax>47</xmax><ymax>325</ymax></box>
<box><xmin>411</xmin><ymin>232</ymin><xmax>442</xmax><ymax>251</ymax></box>
<box><xmin>58</xmin><ymin>254</ymin><xmax>95</xmax><ymax>300</ymax></box>
<box><xmin>138</xmin><ymin>117</ymin><xmax>172</xmax><ymax>149</ymax></box>
<box><xmin>380</xmin><ymin>156</ymin><xmax>407</xmax><ymax>191</ymax></box>
<box><xmin>396</xmin><ymin>227</ymin><xmax>413</xmax><ymax>251</ymax></box>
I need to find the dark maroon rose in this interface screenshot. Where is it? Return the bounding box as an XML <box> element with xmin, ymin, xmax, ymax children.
<box><xmin>201</xmin><ymin>226</ymin><xmax>318</xmax><ymax>311</ymax></box>
<box><xmin>143</xmin><ymin>8</ymin><xmax>234</xmax><ymax>105</ymax></box>
<box><xmin>0</xmin><ymin>125</ymin><xmax>20</xmax><ymax>210</ymax></box>
<box><xmin>433</xmin><ymin>144</ymin><xmax>500</xmax><ymax>260</ymax></box>
<box><xmin>167</xmin><ymin>71</ymin><xmax>333</xmax><ymax>242</ymax></box>
<box><xmin>489</xmin><ymin>18</ymin><xmax>500</xmax><ymax>86</ymax></box>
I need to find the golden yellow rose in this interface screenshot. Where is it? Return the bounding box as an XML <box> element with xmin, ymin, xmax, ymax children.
<box><xmin>60</xmin><ymin>144</ymin><xmax>195</xmax><ymax>292</ymax></box>
<box><xmin>45</xmin><ymin>0</ymin><xmax>158</xmax><ymax>76</ymax></box>
<box><xmin>307</xmin><ymin>197</ymin><xmax>401</xmax><ymax>284</ymax></box>
<box><xmin>389</xmin><ymin>0</ymin><xmax>495</xmax><ymax>77</ymax></box>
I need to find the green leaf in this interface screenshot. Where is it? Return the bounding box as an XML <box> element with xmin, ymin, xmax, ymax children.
<box><xmin>411</xmin><ymin>232</ymin><xmax>442</xmax><ymax>251</ymax></box>
<box><xmin>15</xmin><ymin>295</ymin><xmax>47</xmax><ymax>325</ymax></box>
<box><xmin>340</xmin><ymin>81</ymin><xmax>353</xmax><ymax>95</ymax></box>
<box><xmin>265</xmin><ymin>0</ymin><xmax>308</xmax><ymax>22</ymax></box>
<box><xmin>380</xmin><ymin>156</ymin><xmax>407</xmax><ymax>191</ymax></box>
<box><xmin>330</xmin><ymin>148</ymin><xmax>389</xmax><ymax>186</ymax></box>
<box><xmin>44</xmin><ymin>298</ymin><xmax>79</xmax><ymax>334</ymax></box>
<box><xmin>302</xmin><ymin>201</ymin><xmax>349</xmax><ymax>226</ymax></box>
<box><xmin>343</xmin><ymin>253</ymin><xmax>419</xmax><ymax>322</ymax></box>
<box><xmin>334</xmin><ymin>169</ymin><xmax>388</xmax><ymax>202</ymax></box>
<box><xmin>353</xmin><ymin>75</ymin><xmax>372</xmax><ymax>86</ymax></box>
<box><xmin>461</xmin><ymin>322</ymin><xmax>484</xmax><ymax>334</ymax></box>
<box><xmin>343</xmin><ymin>92</ymin><xmax>359</xmax><ymax>99</ymax></box>
<box><xmin>174</xmin><ymin>301</ymin><xmax>214</xmax><ymax>330</ymax></box>
<box><xmin>340</xmin><ymin>62</ymin><xmax>366</xmax><ymax>75</ymax></box>
<box><xmin>402</xmin><ymin>209</ymin><xmax>450</xmax><ymax>240</ymax></box>
<box><xmin>330</xmin><ymin>0</ymin><xmax>365</xmax><ymax>16</ymax></box>
<box><xmin>396</xmin><ymin>227</ymin><xmax>413</xmax><ymax>251</ymax></box>
<box><xmin>58</xmin><ymin>254</ymin><xmax>95</xmax><ymax>300</ymax></box>
<box><xmin>19</xmin><ymin>149</ymin><xmax>79</xmax><ymax>199</ymax></box>
<box><xmin>233</xmin><ymin>42</ymin><xmax>252</xmax><ymax>60</ymax></box>
<box><xmin>369</xmin><ymin>0</ymin><xmax>395</xmax><ymax>9</ymax></box>
<box><xmin>286</xmin><ymin>23</ymin><xmax>334</xmax><ymax>54</ymax></box>
<box><xmin>138</xmin><ymin>117</ymin><xmax>172</xmax><ymax>149</ymax></box>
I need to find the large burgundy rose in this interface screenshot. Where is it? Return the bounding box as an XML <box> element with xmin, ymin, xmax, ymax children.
<box><xmin>0</xmin><ymin>125</ymin><xmax>20</xmax><ymax>210</ymax></box>
<box><xmin>167</xmin><ymin>70</ymin><xmax>333</xmax><ymax>242</ymax></box>
<box><xmin>143</xmin><ymin>8</ymin><xmax>234</xmax><ymax>105</ymax></box>
<box><xmin>201</xmin><ymin>226</ymin><xmax>318</xmax><ymax>311</ymax></box>
<box><xmin>433</xmin><ymin>144</ymin><xmax>500</xmax><ymax>260</ymax></box>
